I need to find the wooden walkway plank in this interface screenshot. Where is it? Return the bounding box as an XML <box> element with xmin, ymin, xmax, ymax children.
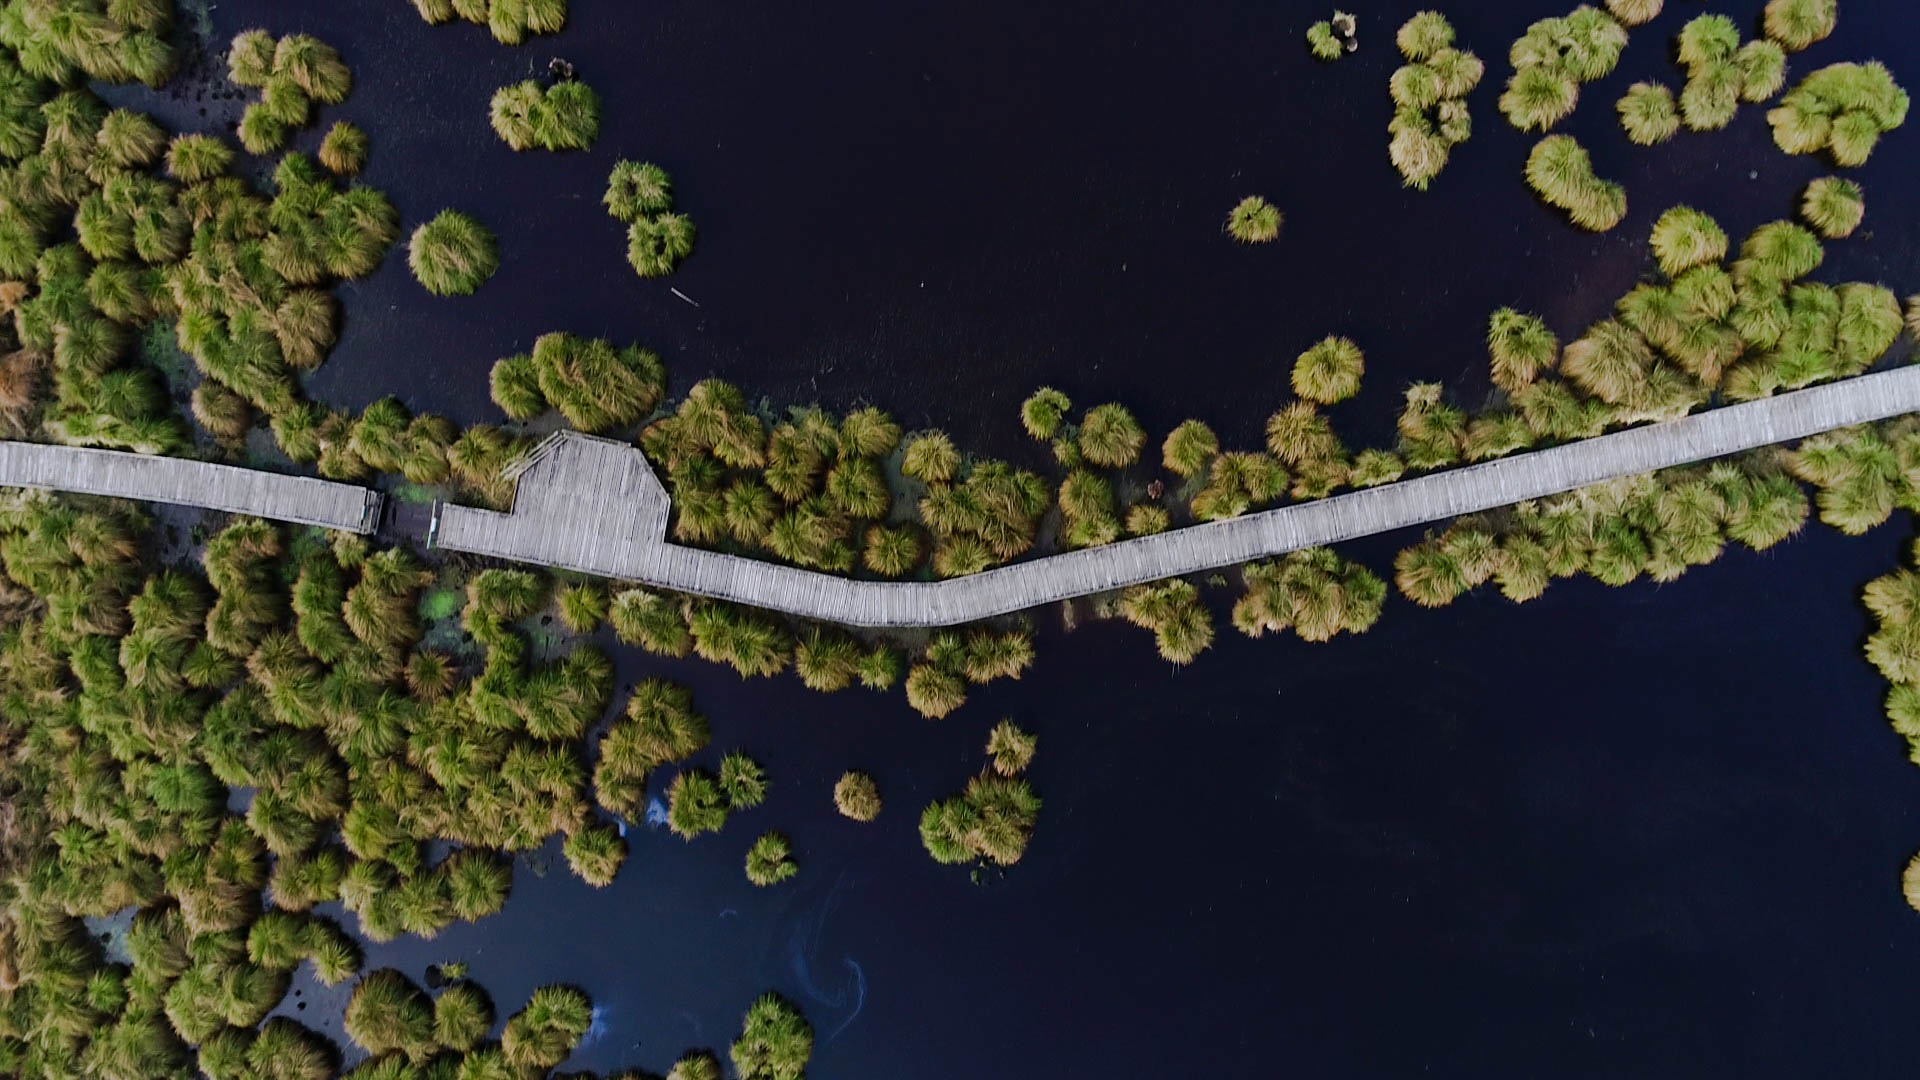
<box><xmin>431</xmin><ymin>365</ymin><xmax>1920</xmax><ymax>628</ymax></box>
<box><xmin>0</xmin><ymin>442</ymin><xmax>383</xmax><ymax>533</ymax></box>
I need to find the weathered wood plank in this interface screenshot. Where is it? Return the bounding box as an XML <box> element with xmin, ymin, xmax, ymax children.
<box><xmin>0</xmin><ymin>442</ymin><xmax>382</xmax><ymax>533</ymax></box>
<box><xmin>432</xmin><ymin>366</ymin><xmax>1920</xmax><ymax>628</ymax></box>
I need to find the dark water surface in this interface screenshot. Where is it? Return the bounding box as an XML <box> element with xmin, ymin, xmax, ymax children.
<box><xmin>145</xmin><ymin>0</ymin><xmax>1920</xmax><ymax>1075</ymax></box>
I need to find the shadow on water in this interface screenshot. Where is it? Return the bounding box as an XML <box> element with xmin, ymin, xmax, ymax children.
<box><xmin>164</xmin><ymin>0</ymin><xmax>1920</xmax><ymax>1075</ymax></box>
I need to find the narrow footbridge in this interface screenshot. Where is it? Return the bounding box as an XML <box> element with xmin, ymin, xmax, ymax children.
<box><xmin>5</xmin><ymin>367</ymin><xmax>1920</xmax><ymax>626</ymax></box>
<box><xmin>0</xmin><ymin>440</ymin><xmax>383</xmax><ymax>533</ymax></box>
<box><xmin>432</xmin><ymin>365</ymin><xmax>1920</xmax><ymax>627</ymax></box>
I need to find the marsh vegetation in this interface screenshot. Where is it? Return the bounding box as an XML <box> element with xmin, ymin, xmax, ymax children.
<box><xmin>408</xmin><ymin>210</ymin><xmax>498</xmax><ymax>296</ymax></box>
<box><xmin>489</xmin><ymin>78</ymin><xmax>599</xmax><ymax>152</ymax></box>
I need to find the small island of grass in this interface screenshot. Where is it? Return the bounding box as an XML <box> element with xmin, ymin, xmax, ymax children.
<box><xmin>409</xmin><ymin>209</ymin><xmax>498</xmax><ymax>296</ymax></box>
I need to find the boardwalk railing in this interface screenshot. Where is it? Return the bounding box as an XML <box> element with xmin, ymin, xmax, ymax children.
<box><xmin>430</xmin><ymin>364</ymin><xmax>1920</xmax><ymax>628</ymax></box>
<box><xmin>0</xmin><ymin>441</ymin><xmax>383</xmax><ymax>533</ymax></box>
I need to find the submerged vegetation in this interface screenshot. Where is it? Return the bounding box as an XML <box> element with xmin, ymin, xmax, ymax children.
<box><xmin>408</xmin><ymin>210</ymin><xmax>498</xmax><ymax>296</ymax></box>
<box><xmin>1388</xmin><ymin>12</ymin><xmax>1482</xmax><ymax>190</ymax></box>
<box><xmin>489</xmin><ymin>78</ymin><xmax>599</xmax><ymax>152</ymax></box>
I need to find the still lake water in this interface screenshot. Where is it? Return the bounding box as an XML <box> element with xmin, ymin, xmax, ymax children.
<box><xmin>127</xmin><ymin>0</ymin><xmax>1920</xmax><ymax>1074</ymax></box>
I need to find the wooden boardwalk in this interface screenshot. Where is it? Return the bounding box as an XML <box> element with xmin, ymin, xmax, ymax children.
<box><xmin>432</xmin><ymin>365</ymin><xmax>1920</xmax><ymax>628</ymax></box>
<box><xmin>0</xmin><ymin>441</ymin><xmax>383</xmax><ymax>533</ymax></box>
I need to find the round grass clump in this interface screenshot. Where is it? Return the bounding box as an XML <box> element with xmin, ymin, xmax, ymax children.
<box><xmin>1486</xmin><ymin>308</ymin><xmax>1557</xmax><ymax>392</ymax></box>
<box><xmin>1292</xmin><ymin>335</ymin><xmax>1364</xmax><ymax>404</ymax></box>
<box><xmin>501</xmin><ymin>985</ymin><xmax>592</xmax><ymax>1070</ymax></box>
<box><xmin>1736</xmin><ymin>40</ymin><xmax>1788</xmax><ymax>103</ymax></box>
<box><xmin>408</xmin><ymin>210</ymin><xmax>497</xmax><ymax>296</ymax></box>
<box><xmin>1763</xmin><ymin>0</ymin><xmax>1837</xmax><ymax>52</ymax></box>
<box><xmin>562</xmin><ymin>820</ymin><xmax>626</xmax><ymax>886</ymax></box>
<box><xmin>1225</xmin><ymin>195</ymin><xmax>1281</xmax><ymax>243</ymax></box>
<box><xmin>1679</xmin><ymin>61</ymin><xmax>1741</xmax><ymax>131</ymax></box>
<box><xmin>318</xmin><ymin>121</ymin><xmax>368</xmax><ymax>175</ymax></box>
<box><xmin>604</xmin><ymin>160</ymin><xmax>672</xmax><ymax>222</ymax></box>
<box><xmin>1307</xmin><ymin>21</ymin><xmax>1343</xmax><ymax>62</ymax></box>
<box><xmin>166</xmin><ymin>133</ymin><xmax>233</xmax><ymax>182</ymax></box>
<box><xmin>1524</xmin><ymin>135</ymin><xmax>1627</xmax><ymax>232</ymax></box>
<box><xmin>1800</xmin><ymin>177</ymin><xmax>1864</xmax><ymax>239</ymax></box>
<box><xmin>1500</xmin><ymin>66</ymin><xmax>1579</xmax><ymax>132</ymax></box>
<box><xmin>344</xmin><ymin>970</ymin><xmax>435</xmax><ymax>1061</ymax></box>
<box><xmin>1604</xmin><ymin>0</ymin><xmax>1662</xmax><ymax>27</ymax></box>
<box><xmin>275</xmin><ymin>34</ymin><xmax>352</xmax><ymax>103</ymax></box>
<box><xmin>1077</xmin><ymin>402</ymin><xmax>1145</xmax><ymax>467</ymax></box>
<box><xmin>986</xmin><ymin>720</ymin><xmax>1037</xmax><ymax>775</ymax></box>
<box><xmin>433</xmin><ymin>983</ymin><xmax>493</xmax><ymax>1052</ymax></box>
<box><xmin>745</xmin><ymin>832</ymin><xmax>798</xmax><ymax>887</ymax></box>
<box><xmin>731</xmin><ymin>994</ymin><xmax>813</xmax><ymax>1080</ymax></box>
<box><xmin>228</xmin><ymin>29</ymin><xmax>276</xmax><ymax>86</ymax></box>
<box><xmin>627</xmin><ymin>212</ymin><xmax>695</xmax><ymax>277</ymax></box>
<box><xmin>1020</xmin><ymin>387</ymin><xmax>1071</xmax><ymax>440</ymax></box>
<box><xmin>1162</xmin><ymin>419</ymin><xmax>1218</xmax><ymax>477</ymax></box>
<box><xmin>1616</xmin><ymin>82</ymin><xmax>1679</xmax><ymax>145</ymax></box>
<box><xmin>1676</xmin><ymin>15</ymin><xmax>1740</xmax><ymax>74</ymax></box>
<box><xmin>833</xmin><ymin>771</ymin><xmax>881</xmax><ymax>821</ymax></box>
<box><xmin>1649</xmin><ymin>206</ymin><xmax>1728</xmax><ymax>278</ymax></box>
<box><xmin>863</xmin><ymin>524</ymin><xmax>921</xmax><ymax>577</ymax></box>
<box><xmin>1396</xmin><ymin>11</ymin><xmax>1453</xmax><ymax>61</ymax></box>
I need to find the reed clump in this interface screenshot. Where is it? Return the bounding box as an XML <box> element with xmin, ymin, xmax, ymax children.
<box><xmin>501</xmin><ymin>984</ymin><xmax>592</xmax><ymax>1069</ymax></box>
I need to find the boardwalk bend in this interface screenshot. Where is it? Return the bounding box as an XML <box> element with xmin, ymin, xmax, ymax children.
<box><xmin>5</xmin><ymin>365</ymin><xmax>1920</xmax><ymax>627</ymax></box>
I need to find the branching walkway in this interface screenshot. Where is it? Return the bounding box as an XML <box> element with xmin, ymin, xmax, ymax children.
<box><xmin>0</xmin><ymin>441</ymin><xmax>383</xmax><ymax>533</ymax></box>
<box><xmin>432</xmin><ymin>365</ymin><xmax>1920</xmax><ymax>628</ymax></box>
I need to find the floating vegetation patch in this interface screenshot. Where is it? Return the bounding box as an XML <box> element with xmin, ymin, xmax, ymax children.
<box><xmin>1671</xmin><ymin>14</ymin><xmax>1787</xmax><ymax>133</ymax></box>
